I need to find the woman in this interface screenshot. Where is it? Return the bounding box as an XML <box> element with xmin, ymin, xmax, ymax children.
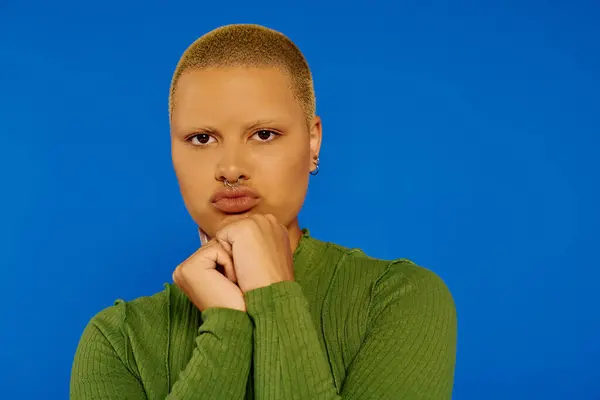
<box><xmin>71</xmin><ymin>24</ymin><xmax>457</xmax><ymax>399</ymax></box>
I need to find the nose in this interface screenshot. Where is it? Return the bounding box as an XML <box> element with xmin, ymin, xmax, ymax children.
<box><xmin>215</xmin><ymin>146</ymin><xmax>249</xmax><ymax>184</ymax></box>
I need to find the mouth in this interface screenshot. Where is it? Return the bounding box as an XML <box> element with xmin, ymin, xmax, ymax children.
<box><xmin>212</xmin><ymin>196</ymin><xmax>260</xmax><ymax>214</ymax></box>
<box><xmin>210</xmin><ymin>186</ymin><xmax>261</xmax><ymax>214</ymax></box>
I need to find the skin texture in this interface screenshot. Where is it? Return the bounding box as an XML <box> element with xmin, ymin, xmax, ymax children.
<box><xmin>172</xmin><ymin>237</ymin><xmax>246</xmax><ymax>311</ymax></box>
<box><xmin>170</xmin><ymin>67</ymin><xmax>321</xmax><ymax>250</ymax></box>
<box><xmin>214</xmin><ymin>213</ymin><xmax>295</xmax><ymax>293</ymax></box>
<box><xmin>170</xmin><ymin>66</ymin><xmax>322</xmax><ymax>309</ymax></box>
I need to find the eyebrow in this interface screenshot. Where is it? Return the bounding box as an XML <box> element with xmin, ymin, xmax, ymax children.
<box><xmin>245</xmin><ymin>119</ymin><xmax>277</xmax><ymax>130</ymax></box>
<box><xmin>189</xmin><ymin>119</ymin><xmax>279</xmax><ymax>134</ymax></box>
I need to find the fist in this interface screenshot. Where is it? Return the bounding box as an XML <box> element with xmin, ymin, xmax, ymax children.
<box><xmin>215</xmin><ymin>214</ymin><xmax>295</xmax><ymax>293</ymax></box>
<box><xmin>172</xmin><ymin>239</ymin><xmax>246</xmax><ymax>312</ymax></box>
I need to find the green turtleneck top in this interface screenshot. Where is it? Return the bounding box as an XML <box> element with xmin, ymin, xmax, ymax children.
<box><xmin>70</xmin><ymin>230</ymin><xmax>457</xmax><ymax>399</ymax></box>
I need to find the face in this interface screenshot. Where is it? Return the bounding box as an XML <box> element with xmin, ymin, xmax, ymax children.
<box><xmin>170</xmin><ymin>67</ymin><xmax>321</xmax><ymax>239</ymax></box>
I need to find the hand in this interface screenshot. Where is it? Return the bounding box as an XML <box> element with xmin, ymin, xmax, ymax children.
<box><xmin>215</xmin><ymin>214</ymin><xmax>294</xmax><ymax>293</ymax></box>
<box><xmin>172</xmin><ymin>239</ymin><xmax>246</xmax><ymax>312</ymax></box>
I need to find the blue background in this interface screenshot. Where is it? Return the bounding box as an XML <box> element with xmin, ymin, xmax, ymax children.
<box><xmin>1</xmin><ymin>1</ymin><xmax>598</xmax><ymax>399</ymax></box>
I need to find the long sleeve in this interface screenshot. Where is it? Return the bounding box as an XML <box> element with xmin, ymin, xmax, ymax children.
<box><xmin>70</xmin><ymin>304</ymin><xmax>253</xmax><ymax>399</ymax></box>
<box><xmin>244</xmin><ymin>260</ymin><xmax>457</xmax><ymax>399</ymax></box>
<box><xmin>339</xmin><ymin>261</ymin><xmax>457</xmax><ymax>399</ymax></box>
<box><xmin>245</xmin><ymin>281</ymin><xmax>338</xmax><ymax>399</ymax></box>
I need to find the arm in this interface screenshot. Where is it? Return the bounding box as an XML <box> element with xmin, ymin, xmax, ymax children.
<box><xmin>70</xmin><ymin>304</ymin><xmax>253</xmax><ymax>399</ymax></box>
<box><xmin>244</xmin><ymin>260</ymin><xmax>457</xmax><ymax>400</ymax></box>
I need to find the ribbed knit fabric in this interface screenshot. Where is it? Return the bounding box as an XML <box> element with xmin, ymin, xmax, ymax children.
<box><xmin>71</xmin><ymin>229</ymin><xmax>457</xmax><ymax>399</ymax></box>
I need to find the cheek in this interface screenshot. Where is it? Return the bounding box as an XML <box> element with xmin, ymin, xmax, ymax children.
<box><xmin>172</xmin><ymin>146</ymin><xmax>212</xmax><ymax>203</ymax></box>
<box><xmin>263</xmin><ymin>141</ymin><xmax>308</xmax><ymax>180</ymax></box>
<box><xmin>261</xmin><ymin>147</ymin><xmax>310</xmax><ymax>211</ymax></box>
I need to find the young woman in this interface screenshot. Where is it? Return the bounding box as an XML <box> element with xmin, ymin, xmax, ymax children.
<box><xmin>71</xmin><ymin>24</ymin><xmax>457</xmax><ymax>399</ymax></box>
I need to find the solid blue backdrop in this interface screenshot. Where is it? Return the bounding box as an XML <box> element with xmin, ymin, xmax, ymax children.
<box><xmin>1</xmin><ymin>1</ymin><xmax>598</xmax><ymax>399</ymax></box>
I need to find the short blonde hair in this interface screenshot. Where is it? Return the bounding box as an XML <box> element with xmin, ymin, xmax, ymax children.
<box><xmin>169</xmin><ymin>24</ymin><xmax>316</xmax><ymax>126</ymax></box>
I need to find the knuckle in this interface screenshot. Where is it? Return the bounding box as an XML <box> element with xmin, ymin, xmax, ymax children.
<box><xmin>250</xmin><ymin>214</ymin><xmax>263</xmax><ymax>223</ymax></box>
<box><xmin>240</xmin><ymin>220</ymin><xmax>256</xmax><ymax>234</ymax></box>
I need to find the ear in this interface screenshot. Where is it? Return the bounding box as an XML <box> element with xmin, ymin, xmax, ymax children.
<box><xmin>308</xmin><ymin>116</ymin><xmax>322</xmax><ymax>172</ymax></box>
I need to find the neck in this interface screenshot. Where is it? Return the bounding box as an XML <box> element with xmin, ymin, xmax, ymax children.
<box><xmin>287</xmin><ymin>217</ymin><xmax>304</xmax><ymax>255</ymax></box>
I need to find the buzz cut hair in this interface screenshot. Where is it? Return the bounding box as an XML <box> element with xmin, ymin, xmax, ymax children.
<box><xmin>168</xmin><ymin>24</ymin><xmax>316</xmax><ymax>127</ymax></box>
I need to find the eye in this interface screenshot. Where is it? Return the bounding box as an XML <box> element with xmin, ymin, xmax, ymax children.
<box><xmin>188</xmin><ymin>133</ymin><xmax>216</xmax><ymax>146</ymax></box>
<box><xmin>252</xmin><ymin>130</ymin><xmax>281</xmax><ymax>142</ymax></box>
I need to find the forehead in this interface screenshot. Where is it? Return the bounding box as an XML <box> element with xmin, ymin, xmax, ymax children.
<box><xmin>171</xmin><ymin>67</ymin><xmax>302</xmax><ymax>127</ymax></box>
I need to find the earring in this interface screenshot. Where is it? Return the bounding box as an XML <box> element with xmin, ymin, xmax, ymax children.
<box><xmin>310</xmin><ymin>156</ymin><xmax>320</xmax><ymax>176</ymax></box>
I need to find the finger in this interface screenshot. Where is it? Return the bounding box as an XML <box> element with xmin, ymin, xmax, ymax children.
<box><xmin>278</xmin><ymin>222</ymin><xmax>289</xmax><ymax>242</ymax></box>
<box><xmin>264</xmin><ymin>214</ymin><xmax>278</xmax><ymax>225</ymax></box>
<box><xmin>263</xmin><ymin>214</ymin><xmax>286</xmax><ymax>244</ymax></box>
<box><xmin>216</xmin><ymin>217</ymin><xmax>254</xmax><ymax>246</ymax></box>
<box><xmin>217</xmin><ymin>238</ymin><xmax>232</xmax><ymax>254</ymax></box>
<box><xmin>182</xmin><ymin>239</ymin><xmax>235</xmax><ymax>282</ymax></box>
<box><xmin>215</xmin><ymin>213</ymin><xmax>250</xmax><ymax>233</ymax></box>
<box><xmin>211</xmin><ymin>243</ymin><xmax>238</xmax><ymax>283</ymax></box>
<box><xmin>264</xmin><ymin>214</ymin><xmax>284</xmax><ymax>236</ymax></box>
<box><xmin>179</xmin><ymin>240</ymin><xmax>214</xmax><ymax>266</ymax></box>
<box><xmin>251</xmin><ymin>214</ymin><xmax>272</xmax><ymax>237</ymax></box>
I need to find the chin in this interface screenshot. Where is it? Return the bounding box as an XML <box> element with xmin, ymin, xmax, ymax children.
<box><xmin>195</xmin><ymin>207</ymin><xmax>291</xmax><ymax>236</ymax></box>
<box><xmin>219</xmin><ymin>212</ymin><xmax>253</xmax><ymax>223</ymax></box>
<box><xmin>212</xmin><ymin>208</ymin><xmax>260</xmax><ymax>227</ymax></box>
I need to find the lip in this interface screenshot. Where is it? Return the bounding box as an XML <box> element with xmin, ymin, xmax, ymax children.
<box><xmin>211</xmin><ymin>187</ymin><xmax>261</xmax><ymax>214</ymax></box>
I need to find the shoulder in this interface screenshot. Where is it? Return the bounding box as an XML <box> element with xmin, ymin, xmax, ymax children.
<box><xmin>72</xmin><ymin>286</ymin><xmax>176</xmax><ymax>389</ymax></box>
<box><xmin>316</xmin><ymin>239</ymin><xmax>427</xmax><ymax>288</ymax></box>
<box><xmin>85</xmin><ymin>284</ymin><xmax>173</xmax><ymax>340</ymax></box>
<box><xmin>313</xmin><ymin>239</ymin><xmax>392</xmax><ymax>279</ymax></box>
<box><xmin>369</xmin><ymin>258</ymin><xmax>457</xmax><ymax>334</ymax></box>
<box><xmin>319</xmin><ymin>239</ymin><xmax>455</xmax><ymax>314</ymax></box>
<box><xmin>375</xmin><ymin>258</ymin><xmax>454</xmax><ymax>301</ymax></box>
<box><xmin>78</xmin><ymin>285</ymin><xmax>176</xmax><ymax>370</ymax></box>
